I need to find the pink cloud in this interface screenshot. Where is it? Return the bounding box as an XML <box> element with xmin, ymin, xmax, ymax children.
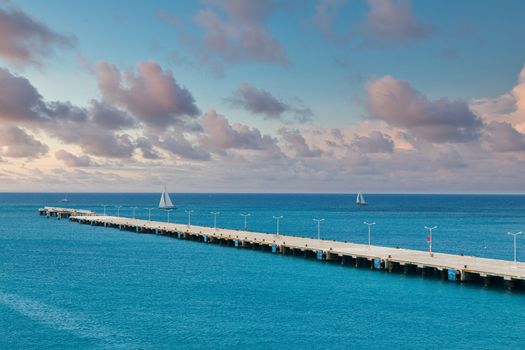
<box><xmin>0</xmin><ymin>4</ymin><xmax>75</xmax><ymax>67</ymax></box>
<box><xmin>96</xmin><ymin>61</ymin><xmax>200</xmax><ymax>129</ymax></box>
<box><xmin>471</xmin><ymin>64</ymin><xmax>525</xmax><ymax>133</ymax></box>
<box><xmin>365</xmin><ymin>75</ymin><xmax>482</xmax><ymax>143</ymax></box>
<box><xmin>484</xmin><ymin>121</ymin><xmax>525</xmax><ymax>153</ymax></box>
<box><xmin>278</xmin><ymin>128</ymin><xmax>322</xmax><ymax>157</ymax></box>
<box><xmin>55</xmin><ymin>150</ymin><xmax>96</xmax><ymax>167</ymax></box>
<box><xmin>200</xmin><ymin>109</ymin><xmax>279</xmax><ymax>154</ymax></box>
<box><xmin>160</xmin><ymin>1</ymin><xmax>287</xmax><ymax>76</ymax></box>
<box><xmin>0</xmin><ymin>126</ymin><xmax>48</xmax><ymax>158</ymax></box>
<box><xmin>227</xmin><ymin>83</ymin><xmax>313</xmax><ymax>123</ymax></box>
<box><xmin>362</xmin><ymin>0</ymin><xmax>434</xmax><ymax>43</ymax></box>
<box><xmin>352</xmin><ymin>130</ymin><xmax>394</xmax><ymax>153</ymax></box>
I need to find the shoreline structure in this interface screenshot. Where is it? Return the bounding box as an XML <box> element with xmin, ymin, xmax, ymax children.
<box><xmin>39</xmin><ymin>206</ymin><xmax>525</xmax><ymax>291</ymax></box>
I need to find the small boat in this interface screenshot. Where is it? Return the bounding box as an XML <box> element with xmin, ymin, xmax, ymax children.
<box><xmin>159</xmin><ymin>185</ymin><xmax>175</xmax><ymax>209</ymax></box>
<box><xmin>356</xmin><ymin>192</ymin><xmax>367</xmax><ymax>206</ymax></box>
<box><xmin>59</xmin><ymin>194</ymin><xmax>70</xmax><ymax>203</ymax></box>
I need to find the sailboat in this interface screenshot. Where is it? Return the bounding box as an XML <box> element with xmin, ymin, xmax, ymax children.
<box><xmin>159</xmin><ymin>186</ymin><xmax>175</xmax><ymax>209</ymax></box>
<box><xmin>59</xmin><ymin>193</ymin><xmax>70</xmax><ymax>203</ymax></box>
<box><xmin>356</xmin><ymin>192</ymin><xmax>367</xmax><ymax>206</ymax></box>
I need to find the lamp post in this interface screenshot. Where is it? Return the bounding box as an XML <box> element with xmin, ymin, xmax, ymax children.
<box><xmin>146</xmin><ymin>208</ymin><xmax>154</xmax><ymax>221</ymax></box>
<box><xmin>211</xmin><ymin>211</ymin><xmax>220</xmax><ymax>231</ymax></box>
<box><xmin>131</xmin><ymin>206</ymin><xmax>138</xmax><ymax>219</ymax></box>
<box><xmin>166</xmin><ymin>209</ymin><xmax>173</xmax><ymax>223</ymax></box>
<box><xmin>424</xmin><ymin>226</ymin><xmax>437</xmax><ymax>255</ymax></box>
<box><xmin>313</xmin><ymin>218</ymin><xmax>325</xmax><ymax>240</ymax></box>
<box><xmin>364</xmin><ymin>221</ymin><xmax>376</xmax><ymax>249</ymax></box>
<box><xmin>273</xmin><ymin>216</ymin><xmax>283</xmax><ymax>237</ymax></box>
<box><xmin>115</xmin><ymin>205</ymin><xmax>122</xmax><ymax>218</ymax></box>
<box><xmin>240</xmin><ymin>213</ymin><xmax>251</xmax><ymax>230</ymax></box>
<box><xmin>185</xmin><ymin>210</ymin><xmax>194</xmax><ymax>228</ymax></box>
<box><xmin>101</xmin><ymin>204</ymin><xmax>108</xmax><ymax>216</ymax></box>
<box><xmin>508</xmin><ymin>231</ymin><xmax>522</xmax><ymax>268</ymax></box>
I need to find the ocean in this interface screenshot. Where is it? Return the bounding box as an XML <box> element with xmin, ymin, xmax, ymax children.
<box><xmin>1</xmin><ymin>193</ymin><xmax>524</xmax><ymax>349</ymax></box>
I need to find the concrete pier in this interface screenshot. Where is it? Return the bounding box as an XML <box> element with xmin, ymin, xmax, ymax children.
<box><xmin>38</xmin><ymin>206</ymin><xmax>96</xmax><ymax>219</ymax></box>
<box><xmin>40</xmin><ymin>207</ymin><xmax>525</xmax><ymax>291</ymax></box>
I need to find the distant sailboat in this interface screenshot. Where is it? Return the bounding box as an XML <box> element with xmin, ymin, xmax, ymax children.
<box><xmin>159</xmin><ymin>186</ymin><xmax>175</xmax><ymax>209</ymax></box>
<box><xmin>59</xmin><ymin>193</ymin><xmax>70</xmax><ymax>203</ymax></box>
<box><xmin>356</xmin><ymin>192</ymin><xmax>367</xmax><ymax>206</ymax></box>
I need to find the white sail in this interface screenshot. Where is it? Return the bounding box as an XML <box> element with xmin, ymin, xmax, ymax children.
<box><xmin>356</xmin><ymin>192</ymin><xmax>367</xmax><ymax>205</ymax></box>
<box><xmin>159</xmin><ymin>186</ymin><xmax>175</xmax><ymax>209</ymax></box>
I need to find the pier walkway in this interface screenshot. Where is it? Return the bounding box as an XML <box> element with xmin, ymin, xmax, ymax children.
<box><xmin>39</xmin><ymin>206</ymin><xmax>96</xmax><ymax>219</ymax></box>
<box><xmin>57</xmin><ymin>211</ymin><xmax>525</xmax><ymax>290</ymax></box>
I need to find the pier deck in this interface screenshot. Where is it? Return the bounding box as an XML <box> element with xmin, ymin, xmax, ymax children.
<box><xmin>39</xmin><ymin>206</ymin><xmax>96</xmax><ymax>219</ymax></box>
<box><xmin>62</xmin><ymin>213</ymin><xmax>525</xmax><ymax>290</ymax></box>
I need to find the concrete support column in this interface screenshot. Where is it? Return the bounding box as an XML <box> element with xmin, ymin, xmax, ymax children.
<box><xmin>483</xmin><ymin>276</ymin><xmax>492</xmax><ymax>287</ymax></box>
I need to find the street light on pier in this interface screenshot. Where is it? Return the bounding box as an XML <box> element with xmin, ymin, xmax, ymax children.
<box><xmin>146</xmin><ymin>208</ymin><xmax>154</xmax><ymax>221</ymax></box>
<box><xmin>273</xmin><ymin>216</ymin><xmax>283</xmax><ymax>237</ymax></box>
<box><xmin>240</xmin><ymin>213</ymin><xmax>251</xmax><ymax>231</ymax></box>
<box><xmin>166</xmin><ymin>209</ymin><xmax>173</xmax><ymax>223</ymax></box>
<box><xmin>424</xmin><ymin>226</ymin><xmax>437</xmax><ymax>255</ymax></box>
<box><xmin>115</xmin><ymin>205</ymin><xmax>122</xmax><ymax>217</ymax></box>
<box><xmin>364</xmin><ymin>221</ymin><xmax>376</xmax><ymax>249</ymax></box>
<box><xmin>211</xmin><ymin>211</ymin><xmax>220</xmax><ymax>231</ymax></box>
<box><xmin>508</xmin><ymin>231</ymin><xmax>522</xmax><ymax>269</ymax></box>
<box><xmin>313</xmin><ymin>218</ymin><xmax>325</xmax><ymax>240</ymax></box>
<box><xmin>101</xmin><ymin>204</ymin><xmax>108</xmax><ymax>216</ymax></box>
<box><xmin>185</xmin><ymin>210</ymin><xmax>194</xmax><ymax>228</ymax></box>
<box><xmin>131</xmin><ymin>207</ymin><xmax>138</xmax><ymax>219</ymax></box>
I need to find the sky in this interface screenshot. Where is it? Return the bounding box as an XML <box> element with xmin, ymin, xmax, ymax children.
<box><xmin>1</xmin><ymin>0</ymin><xmax>525</xmax><ymax>193</ymax></box>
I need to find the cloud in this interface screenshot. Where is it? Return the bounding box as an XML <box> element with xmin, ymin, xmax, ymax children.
<box><xmin>365</xmin><ymin>75</ymin><xmax>483</xmax><ymax>143</ymax></box>
<box><xmin>0</xmin><ymin>66</ymin><xmax>139</xmax><ymax>159</ymax></box>
<box><xmin>484</xmin><ymin>121</ymin><xmax>525</xmax><ymax>152</ymax></box>
<box><xmin>228</xmin><ymin>83</ymin><xmax>286</xmax><ymax>118</ymax></box>
<box><xmin>0</xmin><ymin>67</ymin><xmax>90</xmax><ymax>126</ymax></box>
<box><xmin>278</xmin><ymin>128</ymin><xmax>322</xmax><ymax>157</ymax></box>
<box><xmin>0</xmin><ymin>67</ymin><xmax>47</xmax><ymax>122</ymax></box>
<box><xmin>0</xmin><ymin>4</ymin><xmax>75</xmax><ymax>67</ymax></box>
<box><xmin>0</xmin><ymin>126</ymin><xmax>48</xmax><ymax>158</ymax></box>
<box><xmin>313</xmin><ymin>0</ymin><xmax>350</xmax><ymax>42</ymax></box>
<box><xmin>433</xmin><ymin>148</ymin><xmax>468</xmax><ymax>169</ymax></box>
<box><xmin>49</xmin><ymin>127</ymin><xmax>136</xmax><ymax>159</ymax></box>
<box><xmin>195</xmin><ymin>3</ymin><xmax>287</xmax><ymax>63</ymax></box>
<box><xmin>200</xmin><ymin>109</ymin><xmax>279</xmax><ymax>153</ymax></box>
<box><xmin>135</xmin><ymin>137</ymin><xmax>162</xmax><ymax>160</ymax></box>
<box><xmin>88</xmin><ymin>100</ymin><xmax>136</xmax><ymax>130</ymax></box>
<box><xmin>361</xmin><ymin>0</ymin><xmax>434</xmax><ymax>44</ymax></box>
<box><xmin>154</xmin><ymin>132</ymin><xmax>211</xmax><ymax>161</ymax></box>
<box><xmin>55</xmin><ymin>150</ymin><xmax>96</xmax><ymax>167</ymax></box>
<box><xmin>470</xmin><ymin>64</ymin><xmax>525</xmax><ymax>132</ymax></box>
<box><xmin>96</xmin><ymin>61</ymin><xmax>200</xmax><ymax>128</ymax></box>
<box><xmin>352</xmin><ymin>130</ymin><xmax>394</xmax><ymax>153</ymax></box>
<box><xmin>75</xmin><ymin>52</ymin><xmax>95</xmax><ymax>74</ymax></box>
<box><xmin>227</xmin><ymin>83</ymin><xmax>313</xmax><ymax>123</ymax></box>
<box><xmin>0</xmin><ymin>65</ymin><xmax>211</xmax><ymax>161</ymax></box>
<box><xmin>160</xmin><ymin>1</ymin><xmax>288</xmax><ymax>76</ymax></box>
<box><xmin>312</xmin><ymin>0</ymin><xmax>433</xmax><ymax>48</ymax></box>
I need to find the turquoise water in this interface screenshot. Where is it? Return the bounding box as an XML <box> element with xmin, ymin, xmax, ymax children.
<box><xmin>1</xmin><ymin>193</ymin><xmax>525</xmax><ymax>349</ymax></box>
